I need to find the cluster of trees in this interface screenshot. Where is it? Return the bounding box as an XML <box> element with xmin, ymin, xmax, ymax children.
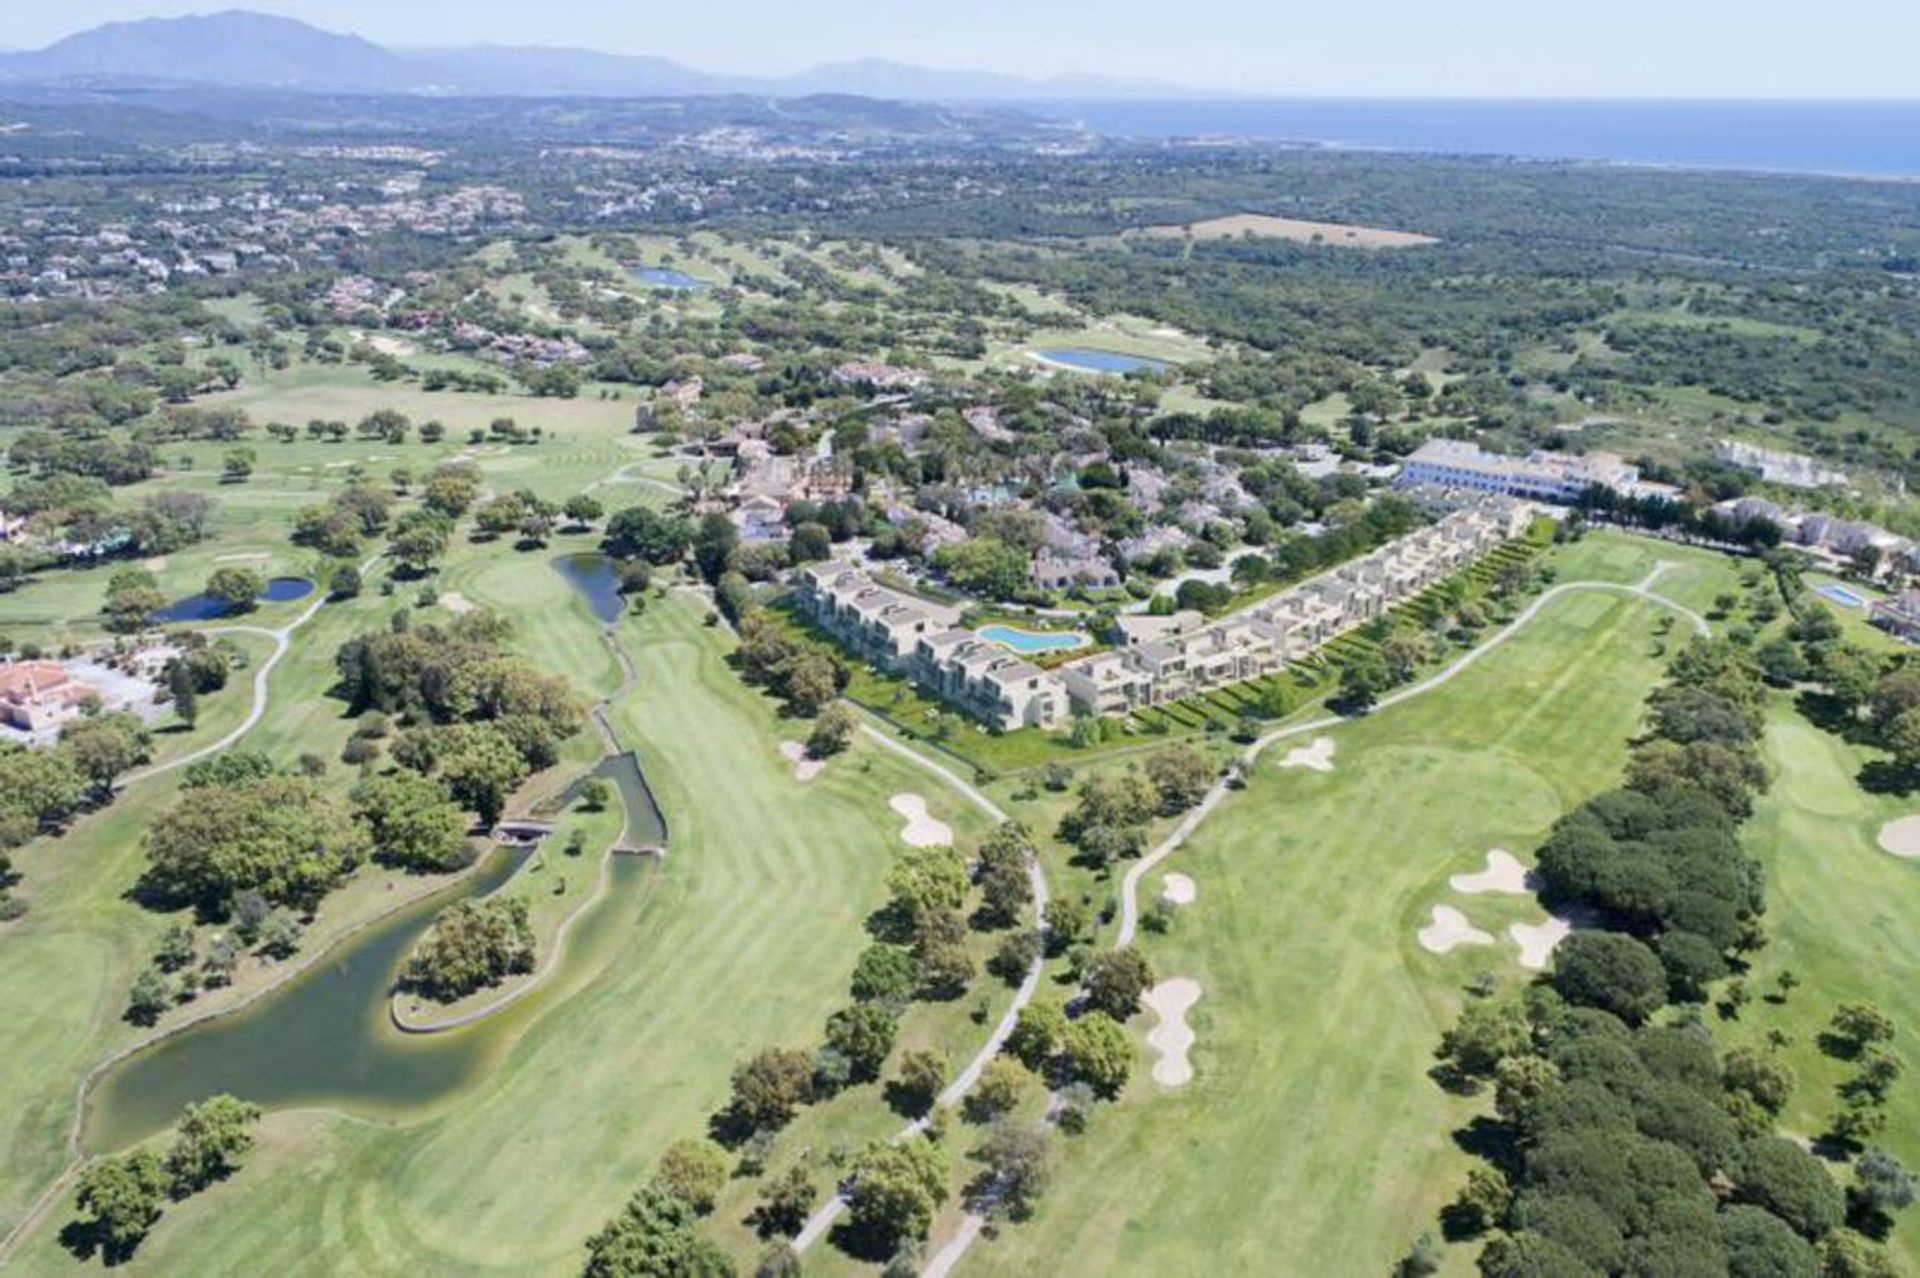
<box><xmin>1428</xmin><ymin>634</ymin><xmax>1913</xmax><ymax>1275</ymax></box>
<box><xmin>0</xmin><ymin>710</ymin><xmax>152</xmax><ymax>868</ymax></box>
<box><xmin>403</xmin><ymin>896</ymin><xmax>536</xmax><ymax>1002</ymax></box>
<box><xmin>334</xmin><ymin>610</ymin><xmax>582</xmax><ymax>825</ymax></box>
<box><xmin>1056</xmin><ymin>746</ymin><xmax>1215</xmax><ymax>869</ymax></box>
<box><xmin>140</xmin><ymin>772</ymin><xmax>370</xmax><ymax>917</ymax></box>
<box><xmin>733</xmin><ymin>612</ymin><xmax>850</xmax><ymax>719</ymax></box>
<box><xmin>67</xmin><ymin>1095</ymin><xmax>260</xmax><ymax>1264</ymax></box>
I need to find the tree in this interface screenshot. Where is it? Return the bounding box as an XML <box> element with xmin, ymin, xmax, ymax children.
<box><xmin>1733</xmin><ymin>1135</ymin><xmax>1846</xmax><ymax>1239</ymax></box>
<box><xmin>654</xmin><ymin>1139</ymin><xmax>729</xmax><ymax>1215</ymax></box>
<box><xmin>583</xmin><ymin>1184</ymin><xmax>735</xmax><ymax>1278</ymax></box>
<box><xmin>825</xmin><ymin>1003</ymin><xmax>898</xmax><ymax>1082</ymax></box>
<box><xmin>1082</xmin><ymin>947</ymin><xmax>1155</xmax><ymax>1020</ymax></box>
<box><xmin>432</xmin><ymin>722</ymin><xmax>531</xmax><ymax>828</ymax></box>
<box><xmin>1337</xmin><ymin>649</ymin><xmax>1394</xmax><ymax>710</ymax></box>
<box><xmin>895</xmin><ymin>1049</ymin><xmax>946</xmax><ymax>1113</ymax></box>
<box><xmin>1008</xmin><ymin>1000</ymin><xmax>1068</xmax><ymax>1071</ymax></box>
<box><xmin>59</xmin><ymin>713</ymin><xmax>150</xmax><ymax>799</ymax></box>
<box><xmin>1440</xmin><ymin>998</ymin><xmax>1531</xmax><ymax>1079</ymax></box>
<box><xmin>850</xmin><ymin>943</ymin><xmax>920</xmax><ymax>1004</ymax></box>
<box><xmin>975</xmin><ymin>1121</ymin><xmax>1052</xmax><ymax>1220</ymax></box>
<box><xmin>1447</xmin><ymin>1166</ymin><xmax>1512</xmax><ymax>1236</ymax></box>
<box><xmin>845</xmin><ymin>1135</ymin><xmax>949</xmax><ymax>1250</ymax></box>
<box><xmin>580</xmin><ymin>777</ymin><xmax>612</xmax><ymax>812</ymax></box>
<box><xmin>781</xmin><ymin>651</ymin><xmax>842</xmax><ymax>717</ymax></box>
<box><xmin>1828</xmin><ymin>1003</ymin><xmax>1896</xmax><ymax>1055</ymax></box>
<box><xmin>142</xmin><ymin>775</ymin><xmax>368</xmax><ymax>913</ymax></box>
<box><xmin>204</xmin><ymin>566</ymin><xmax>264</xmax><ymax>612</ymax></box>
<box><xmin>730</xmin><ymin>1048</ymin><xmax>814</xmax><ymax>1133</ymax></box>
<box><xmin>887</xmin><ymin>845</ymin><xmax>970</xmax><ymax>924</ymax></box>
<box><xmin>603</xmin><ymin>506</ymin><xmax>693</xmax><ymax>565</ymax></box>
<box><xmin>354</xmin><ymin>771</ymin><xmax>471</xmax><ymax>871</ymax></box>
<box><xmin>1850</xmin><ymin>1149</ymin><xmax>1916</xmax><ymax>1234</ymax></box>
<box><xmin>564</xmin><ymin>494</ymin><xmax>606</xmax><ymax>528</ymax></box>
<box><xmin>1143</xmin><ymin>745</ymin><xmax>1213</xmax><ymax>813</ymax></box>
<box><xmin>1724</xmin><ymin>1047</ymin><xmax>1796</xmax><ymax>1114</ymax></box>
<box><xmin>165</xmin><ymin>1094</ymin><xmax>261</xmax><ymax>1193</ymax></box>
<box><xmin>752</xmin><ymin>1164</ymin><xmax>818</xmax><ymax>1239</ymax></box>
<box><xmin>1061</xmin><ymin>1011</ymin><xmax>1132</xmax><ymax>1097</ymax></box>
<box><xmin>966</xmin><ymin>1057</ymin><xmax>1028</xmax><ymax>1123</ymax></box>
<box><xmin>126</xmin><ymin>965</ymin><xmax>171</xmax><ymax>1026</ymax></box>
<box><xmin>329</xmin><ymin>563</ymin><xmax>362</xmax><ymax>599</ymax></box>
<box><xmin>1552</xmin><ymin>931</ymin><xmax>1668</xmax><ymax>1026</ymax></box>
<box><xmin>1717</xmin><ymin>1203</ymin><xmax>1818</xmax><ymax>1278</ymax></box>
<box><xmin>403</xmin><ymin>897</ymin><xmax>535</xmax><ymax>1001</ymax></box>
<box><xmin>806</xmin><ymin>703</ymin><xmax>856</xmax><ymax>758</ymax></box>
<box><xmin>1815</xmin><ymin>1229</ymin><xmax>1901</xmax><ymax>1278</ymax></box>
<box><xmin>103</xmin><ymin>568</ymin><xmax>166</xmax><ymax>633</ymax></box>
<box><xmin>71</xmin><ymin>1149</ymin><xmax>171</xmax><ymax>1262</ymax></box>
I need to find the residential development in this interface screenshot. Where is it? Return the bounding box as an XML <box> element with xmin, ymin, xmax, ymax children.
<box><xmin>794</xmin><ymin>496</ymin><xmax>1530</xmax><ymax>729</ymax></box>
<box><xmin>1396</xmin><ymin>438</ymin><xmax>1677</xmax><ymax>505</ymax></box>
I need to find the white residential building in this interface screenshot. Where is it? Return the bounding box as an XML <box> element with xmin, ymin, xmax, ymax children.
<box><xmin>1396</xmin><ymin>439</ymin><xmax>1665</xmax><ymax>504</ymax></box>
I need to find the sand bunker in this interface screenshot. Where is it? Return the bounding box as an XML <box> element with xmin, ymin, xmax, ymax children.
<box><xmin>439</xmin><ymin>591</ymin><xmax>476</xmax><ymax>614</ymax></box>
<box><xmin>778</xmin><ymin>740</ymin><xmax>824</xmax><ymax>783</ymax></box>
<box><xmin>1510</xmin><ymin>915</ymin><xmax>1574</xmax><ymax>970</ymax></box>
<box><xmin>1449</xmin><ymin>849</ymin><xmax>1534</xmax><ymax>896</ymax></box>
<box><xmin>1143</xmin><ymin>978</ymin><xmax>1203</xmax><ymax>1087</ymax></box>
<box><xmin>215</xmin><ymin>551</ymin><xmax>271</xmax><ymax>563</ymax></box>
<box><xmin>1160</xmin><ymin>873</ymin><xmax>1196</xmax><ymax>907</ymax></box>
<box><xmin>141</xmin><ymin>556</ymin><xmax>168</xmax><ymax>571</ymax></box>
<box><xmin>1418</xmin><ymin>905</ymin><xmax>1494</xmax><ymax>955</ymax></box>
<box><xmin>889</xmin><ymin>794</ymin><xmax>952</xmax><ymax>847</ymax></box>
<box><xmin>1877</xmin><ymin>816</ymin><xmax>1920</xmax><ymax>859</ymax></box>
<box><xmin>1278</xmin><ymin>736</ymin><xmax>1336</xmax><ymax>773</ymax></box>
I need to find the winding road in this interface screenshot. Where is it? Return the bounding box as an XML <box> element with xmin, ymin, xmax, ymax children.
<box><xmin>921</xmin><ymin>566</ymin><xmax>1706</xmax><ymax>1277</ymax></box>
<box><xmin>790</xmin><ymin>722</ymin><xmax>1051</xmax><ymax>1255</ymax></box>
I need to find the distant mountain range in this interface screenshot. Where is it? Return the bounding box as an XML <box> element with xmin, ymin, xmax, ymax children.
<box><xmin>0</xmin><ymin>10</ymin><xmax>1218</xmax><ymax>101</ymax></box>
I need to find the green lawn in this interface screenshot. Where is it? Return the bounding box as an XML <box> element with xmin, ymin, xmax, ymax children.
<box><xmin>1717</xmin><ymin>707</ymin><xmax>1920</xmax><ymax>1277</ymax></box>
<box><xmin>965</xmin><ymin>547</ymin><xmax>1743</xmax><ymax>1276</ymax></box>
<box><xmin>6</xmin><ymin>589</ymin><xmax>989</xmax><ymax>1273</ymax></box>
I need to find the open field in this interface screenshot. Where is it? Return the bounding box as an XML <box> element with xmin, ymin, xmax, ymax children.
<box><xmin>965</xmin><ymin>535</ymin><xmax>1741</xmax><ymax>1276</ymax></box>
<box><xmin>1138</xmin><ymin>212</ymin><xmax>1439</xmax><ymax>249</ymax></box>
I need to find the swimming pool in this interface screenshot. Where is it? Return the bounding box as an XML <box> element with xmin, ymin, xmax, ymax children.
<box><xmin>1816</xmin><ymin>582</ymin><xmax>1869</xmax><ymax>609</ymax></box>
<box><xmin>977</xmin><ymin>624</ymin><xmax>1090</xmax><ymax>654</ymax></box>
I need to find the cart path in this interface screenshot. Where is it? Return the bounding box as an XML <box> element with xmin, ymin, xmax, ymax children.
<box><xmin>920</xmin><ymin>567</ymin><xmax>1704</xmax><ymax>1277</ymax></box>
<box><xmin>790</xmin><ymin>721</ymin><xmax>1049</xmax><ymax>1255</ymax></box>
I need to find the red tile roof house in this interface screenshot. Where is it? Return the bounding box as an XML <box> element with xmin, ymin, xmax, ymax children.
<box><xmin>0</xmin><ymin>660</ymin><xmax>101</xmax><ymax>734</ymax></box>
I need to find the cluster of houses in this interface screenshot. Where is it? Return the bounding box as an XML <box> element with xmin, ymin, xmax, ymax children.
<box><xmin>1713</xmin><ymin>439</ymin><xmax>1847</xmax><ymax>491</ymax></box>
<box><xmin>1395</xmin><ymin>438</ymin><xmax>1681</xmax><ymax>505</ymax></box>
<box><xmin>793</xmin><ymin>495</ymin><xmax>1530</xmax><ymax>732</ymax></box>
<box><xmin>1711</xmin><ymin>496</ymin><xmax>1917</xmax><ymax>577</ymax></box>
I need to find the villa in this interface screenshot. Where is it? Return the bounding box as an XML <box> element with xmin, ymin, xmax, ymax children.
<box><xmin>1872</xmin><ymin>590</ymin><xmax>1920</xmax><ymax>643</ymax></box>
<box><xmin>0</xmin><ymin>660</ymin><xmax>101</xmax><ymax>734</ymax></box>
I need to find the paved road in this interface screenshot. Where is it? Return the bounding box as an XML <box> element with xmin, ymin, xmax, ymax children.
<box><xmin>791</xmin><ymin>723</ymin><xmax>1050</xmax><ymax>1255</ymax></box>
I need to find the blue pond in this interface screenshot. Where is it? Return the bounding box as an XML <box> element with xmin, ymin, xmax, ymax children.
<box><xmin>1035</xmin><ymin>347</ymin><xmax>1172</xmax><ymax>375</ymax></box>
<box><xmin>553</xmin><ymin>553</ymin><xmax>626</xmax><ymax>625</ymax></box>
<box><xmin>630</xmin><ymin>266</ymin><xmax>709</xmax><ymax>291</ymax></box>
<box><xmin>150</xmin><ymin>576</ymin><xmax>313</xmax><ymax>623</ymax></box>
<box><xmin>978</xmin><ymin>624</ymin><xmax>1090</xmax><ymax>655</ymax></box>
<box><xmin>1816</xmin><ymin>582</ymin><xmax>1869</xmax><ymax>609</ymax></box>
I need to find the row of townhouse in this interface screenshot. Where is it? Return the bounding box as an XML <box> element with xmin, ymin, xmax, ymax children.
<box><xmin>1058</xmin><ymin>497</ymin><xmax>1530</xmax><ymax>716</ymax></box>
<box><xmin>791</xmin><ymin>566</ymin><xmax>1067</xmax><ymax>731</ymax></box>
<box><xmin>794</xmin><ymin>496</ymin><xmax>1529</xmax><ymax>731</ymax></box>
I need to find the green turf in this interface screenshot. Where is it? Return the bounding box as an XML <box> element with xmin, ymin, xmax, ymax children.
<box><xmin>962</xmin><ymin>547</ymin><xmax>1744</xmax><ymax>1277</ymax></box>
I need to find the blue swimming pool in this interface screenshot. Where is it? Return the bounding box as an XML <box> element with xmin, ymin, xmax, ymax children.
<box><xmin>1034</xmin><ymin>347</ymin><xmax>1172</xmax><ymax>375</ymax></box>
<box><xmin>1816</xmin><ymin>582</ymin><xmax>1868</xmax><ymax>609</ymax></box>
<box><xmin>977</xmin><ymin>624</ymin><xmax>1090</xmax><ymax>654</ymax></box>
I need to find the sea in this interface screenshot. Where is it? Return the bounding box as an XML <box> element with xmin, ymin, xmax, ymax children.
<box><xmin>1033</xmin><ymin>99</ymin><xmax>1920</xmax><ymax>180</ymax></box>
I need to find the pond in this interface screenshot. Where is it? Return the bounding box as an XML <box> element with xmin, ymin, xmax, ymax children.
<box><xmin>977</xmin><ymin>623</ymin><xmax>1091</xmax><ymax>655</ymax></box>
<box><xmin>150</xmin><ymin>576</ymin><xmax>315</xmax><ymax>623</ymax></box>
<box><xmin>552</xmin><ymin>553</ymin><xmax>625</xmax><ymax>625</ymax></box>
<box><xmin>83</xmin><ymin>848</ymin><xmax>653</xmax><ymax>1153</ymax></box>
<box><xmin>1034</xmin><ymin>347</ymin><xmax>1172</xmax><ymax>375</ymax></box>
<box><xmin>628</xmin><ymin>265</ymin><xmax>709</xmax><ymax>291</ymax></box>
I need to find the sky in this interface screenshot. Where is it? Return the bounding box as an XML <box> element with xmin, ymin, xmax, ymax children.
<box><xmin>10</xmin><ymin>1</ymin><xmax>1920</xmax><ymax>98</ymax></box>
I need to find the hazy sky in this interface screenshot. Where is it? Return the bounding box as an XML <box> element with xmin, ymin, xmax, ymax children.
<box><xmin>12</xmin><ymin>1</ymin><xmax>1920</xmax><ymax>97</ymax></box>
